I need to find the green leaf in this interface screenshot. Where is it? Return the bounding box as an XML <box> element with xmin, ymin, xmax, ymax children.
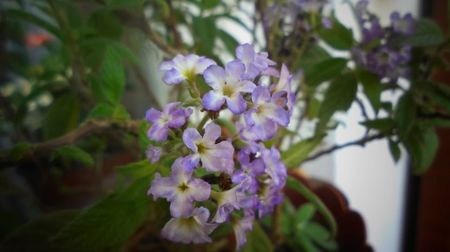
<box><xmin>192</xmin><ymin>16</ymin><xmax>217</xmax><ymax>55</ymax></box>
<box><xmin>296</xmin><ymin>203</ymin><xmax>316</xmax><ymax>223</ymax></box>
<box><xmin>403</xmin><ymin>126</ymin><xmax>439</xmax><ymax>174</ymax></box>
<box><xmin>6</xmin><ymin>9</ymin><xmax>62</xmax><ymax>40</ymax></box>
<box><xmin>52</xmin><ymin>146</ymin><xmax>95</xmax><ymax>167</ymax></box>
<box><xmin>87</xmin><ymin>103</ymin><xmax>130</xmax><ymax>121</ymax></box>
<box><xmin>200</xmin><ymin>0</ymin><xmax>221</xmax><ymax>10</ymax></box>
<box><xmin>361</xmin><ymin>118</ymin><xmax>395</xmax><ymax>132</ymax></box>
<box><xmin>305</xmin><ymin>58</ymin><xmax>347</xmax><ymax>87</ymax></box>
<box><xmin>286</xmin><ymin>177</ymin><xmax>337</xmax><ymax>237</ymax></box>
<box><xmin>51</xmin><ymin>179</ymin><xmax>150</xmax><ymax>252</ymax></box>
<box><xmin>0</xmin><ymin>210</ymin><xmax>80</xmax><ymax>251</ymax></box>
<box><xmin>356</xmin><ymin>70</ymin><xmax>382</xmax><ymax>113</ymax></box>
<box><xmin>388</xmin><ymin>140</ymin><xmax>401</xmax><ymax>163</ymax></box>
<box><xmin>241</xmin><ymin>222</ymin><xmax>273</xmax><ymax>252</ymax></box>
<box><xmin>303</xmin><ymin>222</ymin><xmax>331</xmax><ymax>242</ymax></box>
<box><xmin>318</xmin><ymin>16</ymin><xmax>353</xmax><ymax>50</ymax></box>
<box><xmin>118</xmin><ymin>159</ymin><xmax>158</xmax><ymax>179</ymax></box>
<box><xmin>43</xmin><ymin>94</ymin><xmax>80</xmax><ymax>139</ymax></box>
<box><xmin>8</xmin><ymin>143</ymin><xmax>32</xmax><ymax>161</ymax></box>
<box><xmin>217</xmin><ymin>29</ymin><xmax>239</xmax><ymax>56</ymax></box>
<box><xmin>105</xmin><ymin>0</ymin><xmax>143</xmax><ymax>8</ymax></box>
<box><xmin>91</xmin><ymin>47</ymin><xmax>125</xmax><ymax>104</ymax></box>
<box><xmin>394</xmin><ymin>92</ymin><xmax>416</xmax><ymax>139</ymax></box>
<box><xmin>88</xmin><ymin>9</ymin><xmax>123</xmax><ymax>39</ymax></box>
<box><xmin>404</xmin><ymin>18</ymin><xmax>445</xmax><ymax>47</ymax></box>
<box><xmin>281</xmin><ymin>137</ymin><xmax>324</xmax><ymax>168</ymax></box>
<box><xmin>318</xmin><ymin>73</ymin><xmax>358</xmax><ymax>127</ymax></box>
<box><xmin>296</xmin><ymin>45</ymin><xmax>331</xmax><ymax>73</ymax></box>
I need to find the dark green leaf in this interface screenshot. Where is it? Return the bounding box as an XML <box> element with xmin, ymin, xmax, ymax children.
<box><xmin>200</xmin><ymin>0</ymin><xmax>221</xmax><ymax>10</ymax></box>
<box><xmin>287</xmin><ymin>177</ymin><xmax>337</xmax><ymax>236</ymax></box>
<box><xmin>356</xmin><ymin>70</ymin><xmax>382</xmax><ymax>113</ymax></box>
<box><xmin>394</xmin><ymin>92</ymin><xmax>416</xmax><ymax>139</ymax></box>
<box><xmin>281</xmin><ymin>137</ymin><xmax>324</xmax><ymax>168</ymax></box>
<box><xmin>361</xmin><ymin>118</ymin><xmax>395</xmax><ymax>132</ymax></box>
<box><xmin>51</xmin><ymin>179</ymin><xmax>150</xmax><ymax>252</ymax></box>
<box><xmin>305</xmin><ymin>58</ymin><xmax>347</xmax><ymax>87</ymax></box>
<box><xmin>388</xmin><ymin>140</ymin><xmax>401</xmax><ymax>163</ymax></box>
<box><xmin>105</xmin><ymin>0</ymin><xmax>143</xmax><ymax>8</ymax></box>
<box><xmin>0</xmin><ymin>210</ymin><xmax>79</xmax><ymax>251</ymax></box>
<box><xmin>404</xmin><ymin>18</ymin><xmax>445</xmax><ymax>47</ymax></box>
<box><xmin>91</xmin><ymin>47</ymin><xmax>125</xmax><ymax>104</ymax></box>
<box><xmin>296</xmin><ymin>45</ymin><xmax>331</xmax><ymax>73</ymax></box>
<box><xmin>318</xmin><ymin>73</ymin><xmax>358</xmax><ymax>127</ymax></box>
<box><xmin>318</xmin><ymin>17</ymin><xmax>353</xmax><ymax>50</ymax></box>
<box><xmin>241</xmin><ymin>222</ymin><xmax>273</xmax><ymax>252</ymax></box>
<box><xmin>6</xmin><ymin>9</ymin><xmax>62</xmax><ymax>40</ymax></box>
<box><xmin>403</xmin><ymin>126</ymin><xmax>439</xmax><ymax>174</ymax></box>
<box><xmin>303</xmin><ymin>222</ymin><xmax>331</xmax><ymax>242</ymax></box>
<box><xmin>88</xmin><ymin>9</ymin><xmax>123</xmax><ymax>39</ymax></box>
<box><xmin>192</xmin><ymin>16</ymin><xmax>217</xmax><ymax>54</ymax></box>
<box><xmin>43</xmin><ymin>94</ymin><xmax>80</xmax><ymax>139</ymax></box>
<box><xmin>52</xmin><ymin>146</ymin><xmax>95</xmax><ymax>167</ymax></box>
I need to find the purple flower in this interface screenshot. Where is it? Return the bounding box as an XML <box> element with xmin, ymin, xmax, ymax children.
<box><xmin>390</xmin><ymin>12</ymin><xmax>415</xmax><ymax>35</ymax></box>
<box><xmin>355</xmin><ymin>0</ymin><xmax>369</xmax><ymax>22</ymax></box>
<box><xmin>233</xmin><ymin>147</ymin><xmax>265</xmax><ymax>194</ymax></box>
<box><xmin>233</xmin><ymin>210</ymin><xmax>254</xmax><ymax>250</ymax></box>
<box><xmin>148</xmin><ymin>157</ymin><xmax>211</xmax><ymax>218</ymax></box>
<box><xmin>236</xmin><ymin>43</ymin><xmax>276</xmax><ymax>79</ymax></box>
<box><xmin>160</xmin><ymin>54</ymin><xmax>216</xmax><ymax>85</ymax></box>
<box><xmin>257</xmin><ymin>180</ymin><xmax>284</xmax><ymax>218</ymax></box>
<box><xmin>261</xmin><ymin>147</ymin><xmax>287</xmax><ymax>187</ymax></box>
<box><xmin>270</xmin><ymin>64</ymin><xmax>296</xmax><ymax>113</ymax></box>
<box><xmin>145</xmin><ymin>102</ymin><xmax>192</xmax><ymax>142</ymax></box>
<box><xmin>211</xmin><ymin>185</ymin><xmax>256</xmax><ymax>223</ymax></box>
<box><xmin>244</xmin><ymin>87</ymin><xmax>290</xmax><ymax>140</ymax></box>
<box><xmin>161</xmin><ymin>207</ymin><xmax>218</xmax><ymax>244</ymax></box>
<box><xmin>202</xmin><ymin>60</ymin><xmax>256</xmax><ymax>114</ymax></box>
<box><xmin>182</xmin><ymin>123</ymin><xmax>235</xmax><ymax>174</ymax></box>
<box><xmin>361</xmin><ymin>19</ymin><xmax>384</xmax><ymax>44</ymax></box>
<box><xmin>146</xmin><ymin>145</ymin><xmax>161</xmax><ymax>163</ymax></box>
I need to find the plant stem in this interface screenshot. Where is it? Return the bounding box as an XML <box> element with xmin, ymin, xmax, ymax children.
<box><xmin>197</xmin><ymin>114</ymin><xmax>210</xmax><ymax>131</ymax></box>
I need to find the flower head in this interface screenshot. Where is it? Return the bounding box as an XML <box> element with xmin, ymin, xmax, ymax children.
<box><xmin>391</xmin><ymin>12</ymin><xmax>415</xmax><ymax>35</ymax></box>
<box><xmin>145</xmin><ymin>145</ymin><xmax>161</xmax><ymax>163</ymax></box>
<box><xmin>145</xmin><ymin>102</ymin><xmax>192</xmax><ymax>142</ymax></box>
<box><xmin>148</xmin><ymin>157</ymin><xmax>210</xmax><ymax>217</ymax></box>
<box><xmin>211</xmin><ymin>185</ymin><xmax>257</xmax><ymax>223</ymax></box>
<box><xmin>160</xmin><ymin>54</ymin><xmax>215</xmax><ymax>85</ymax></box>
<box><xmin>161</xmin><ymin>207</ymin><xmax>217</xmax><ymax>244</ymax></box>
<box><xmin>233</xmin><ymin>210</ymin><xmax>254</xmax><ymax>250</ymax></box>
<box><xmin>202</xmin><ymin>60</ymin><xmax>256</xmax><ymax>114</ymax></box>
<box><xmin>236</xmin><ymin>43</ymin><xmax>276</xmax><ymax>79</ymax></box>
<box><xmin>183</xmin><ymin>123</ymin><xmax>235</xmax><ymax>174</ymax></box>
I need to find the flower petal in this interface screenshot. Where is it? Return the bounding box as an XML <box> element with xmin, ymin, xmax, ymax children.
<box><xmin>162</xmin><ymin>68</ymin><xmax>185</xmax><ymax>85</ymax></box>
<box><xmin>202</xmin><ymin>90</ymin><xmax>225</xmax><ymax>111</ymax></box>
<box><xmin>183</xmin><ymin>128</ymin><xmax>202</xmax><ymax>152</ymax></box>
<box><xmin>147</xmin><ymin>124</ymin><xmax>169</xmax><ymax>142</ymax></box>
<box><xmin>203</xmin><ymin>65</ymin><xmax>226</xmax><ymax>90</ymax></box>
<box><xmin>148</xmin><ymin>173</ymin><xmax>176</xmax><ymax>200</ymax></box>
<box><xmin>145</xmin><ymin>108</ymin><xmax>162</xmax><ymax>123</ymax></box>
<box><xmin>203</xmin><ymin>123</ymin><xmax>221</xmax><ymax>143</ymax></box>
<box><xmin>226</xmin><ymin>95</ymin><xmax>247</xmax><ymax>114</ymax></box>
<box><xmin>188</xmin><ymin>178</ymin><xmax>211</xmax><ymax>201</ymax></box>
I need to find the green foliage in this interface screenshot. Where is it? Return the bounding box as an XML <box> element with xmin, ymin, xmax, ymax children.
<box><xmin>88</xmin><ymin>103</ymin><xmax>130</xmax><ymax>121</ymax></box>
<box><xmin>394</xmin><ymin>91</ymin><xmax>416</xmax><ymax>140</ymax></box>
<box><xmin>403</xmin><ymin>126</ymin><xmax>439</xmax><ymax>174</ymax></box>
<box><xmin>52</xmin><ymin>145</ymin><xmax>95</xmax><ymax>167</ymax></box>
<box><xmin>361</xmin><ymin>118</ymin><xmax>395</xmax><ymax>132</ymax></box>
<box><xmin>318</xmin><ymin>16</ymin><xmax>353</xmax><ymax>50</ymax></box>
<box><xmin>286</xmin><ymin>177</ymin><xmax>337</xmax><ymax>237</ymax></box>
<box><xmin>0</xmin><ymin>210</ymin><xmax>80</xmax><ymax>251</ymax></box>
<box><xmin>305</xmin><ymin>58</ymin><xmax>347</xmax><ymax>88</ymax></box>
<box><xmin>193</xmin><ymin>16</ymin><xmax>217</xmax><ymax>55</ymax></box>
<box><xmin>241</xmin><ymin>222</ymin><xmax>274</xmax><ymax>252</ymax></box>
<box><xmin>50</xmin><ymin>179</ymin><xmax>151</xmax><ymax>252</ymax></box>
<box><xmin>43</xmin><ymin>94</ymin><xmax>81</xmax><ymax>139</ymax></box>
<box><xmin>404</xmin><ymin>18</ymin><xmax>445</xmax><ymax>47</ymax></box>
<box><xmin>282</xmin><ymin>137</ymin><xmax>324</xmax><ymax>168</ymax></box>
<box><xmin>118</xmin><ymin>159</ymin><xmax>158</xmax><ymax>179</ymax></box>
<box><xmin>356</xmin><ymin>69</ymin><xmax>383</xmax><ymax>113</ymax></box>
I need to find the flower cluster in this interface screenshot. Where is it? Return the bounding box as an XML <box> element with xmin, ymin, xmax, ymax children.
<box><xmin>145</xmin><ymin>44</ymin><xmax>295</xmax><ymax>249</ymax></box>
<box><xmin>352</xmin><ymin>0</ymin><xmax>416</xmax><ymax>81</ymax></box>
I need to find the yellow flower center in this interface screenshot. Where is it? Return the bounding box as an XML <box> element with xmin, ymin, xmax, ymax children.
<box><xmin>222</xmin><ymin>85</ymin><xmax>235</xmax><ymax>97</ymax></box>
<box><xmin>178</xmin><ymin>183</ymin><xmax>189</xmax><ymax>192</ymax></box>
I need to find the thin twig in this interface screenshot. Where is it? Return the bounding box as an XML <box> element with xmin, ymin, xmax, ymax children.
<box><xmin>302</xmin><ymin>132</ymin><xmax>386</xmax><ymax>163</ymax></box>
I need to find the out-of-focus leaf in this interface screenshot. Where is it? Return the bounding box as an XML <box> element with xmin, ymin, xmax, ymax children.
<box><xmin>318</xmin><ymin>16</ymin><xmax>353</xmax><ymax>50</ymax></box>
<box><xmin>305</xmin><ymin>58</ymin><xmax>347</xmax><ymax>88</ymax></box>
<box><xmin>303</xmin><ymin>222</ymin><xmax>331</xmax><ymax>243</ymax></box>
<box><xmin>403</xmin><ymin>126</ymin><xmax>439</xmax><ymax>174</ymax></box>
<box><xmin>105</xmin><ymin>0</ymin><xmax>143</xmax><ymax>9</ymax></box>
<box><xmin>88</xmin><ymin>9</ymin><xmax>122</xmax><ymax>39</ymax></box>
<box><xmin>0</xmin><ymin>210</ymin><xmax>79</xmax><ymax>251</ymax></box>
<box><xmin>217</xmin><ymin>29</ymin><xmax>239</xmax><ymax>56</ymax></box>
<box><xmin>8</xmin><ymin>143</ymin><xmax>32</xmax><ymax>161</ymax></box>
<box><xmin>87</xmin><ymin>103</ymin><xmax>130</xmax><ymax>121</ymax></box>
<box><xmin>388</xmin><ymin>140</ymin><xmax>401</xmax><ymax>163</ymax></box>
<box><xmin>394</xmin><ymin>91</ymin><xmax>416</xmax><ymax>139</ymax></box>
<box><xmin>241</xmin><ymin>222</ymin><xmax>273</xmax><ymax>252</ymax></box>
<box><xmin>193</xmin><ymin>16</ymin><xmax>217</xmax><ymax>55</ymax></box>
<box><xmin>91</xmin><ymin>47</ymin><xmax>125</xmax><ymax>104</ymax></box>
<box><xmin>281</xmin><ymin>137</ymin><xmax>324</xmax><ymax>168</ymax></box>
<box><xmin>51</xmin><ymin>178</ymin><xmax>151</xmax><ymax>252</ymax></box>
<box><xmin>297</xmin><ymin>44</ymin><xmax>331</xmax><ymax>73</ymax></box>
<box><xmin>318</xmin><ymin>73</ymin><xmax>357</xmax><ymax>128</ymax></box>
<box><xmin>360</xmin><ymin>118</ymin><xmax>395</xmax><ymax>132</ymax></box>
<box><xmin>6</xmin><ymin>9</ymin><xmax>62</xmax><ymax>39</ymax></box>
<box><xmin>357</xmin><ymin>69</ymin><xmax>382</xmax><ymax>113</ymax></box>
<box><xmin>404</xmin><ymin>18</ymin><xmax>445</xmax><ymax>47</ymax></box>
<box><xmin>286</xmin><ymin>177</ymin><xmax>337</xmax><ymax>236</ymax></box>
<box><xmin>43</xmin><ymin>94</ymin><xmax>80</xmax><ymax>139</ymax></box>
<box><xmin>296</xmin><ymin>203</ymin><xmax>316</xmax><ymax>223</ymax></box>
<box><xmin>118</xmin><ymin>159</ymin><xmax>157</xmax><ymax>179</ymax></box>
<box><xmin>52</xmin><ymin>145</ymin><xmax>95</xmax><ymax>167</ymax></box>
<box><xmin>200</xmin><ymin>0</ymin><xmax>221</xmax><ymax>10</ymax></box>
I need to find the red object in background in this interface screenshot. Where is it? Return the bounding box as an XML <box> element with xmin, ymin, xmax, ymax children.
<box><xmin>25</xmin><ymin>32</ymin><xmax>53</xmax><ymax>48</ymax></box>
<box><xmin>285</xmin><ymin>170</ymin><xmax>373</xmax><ymax>252</ymax></box>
